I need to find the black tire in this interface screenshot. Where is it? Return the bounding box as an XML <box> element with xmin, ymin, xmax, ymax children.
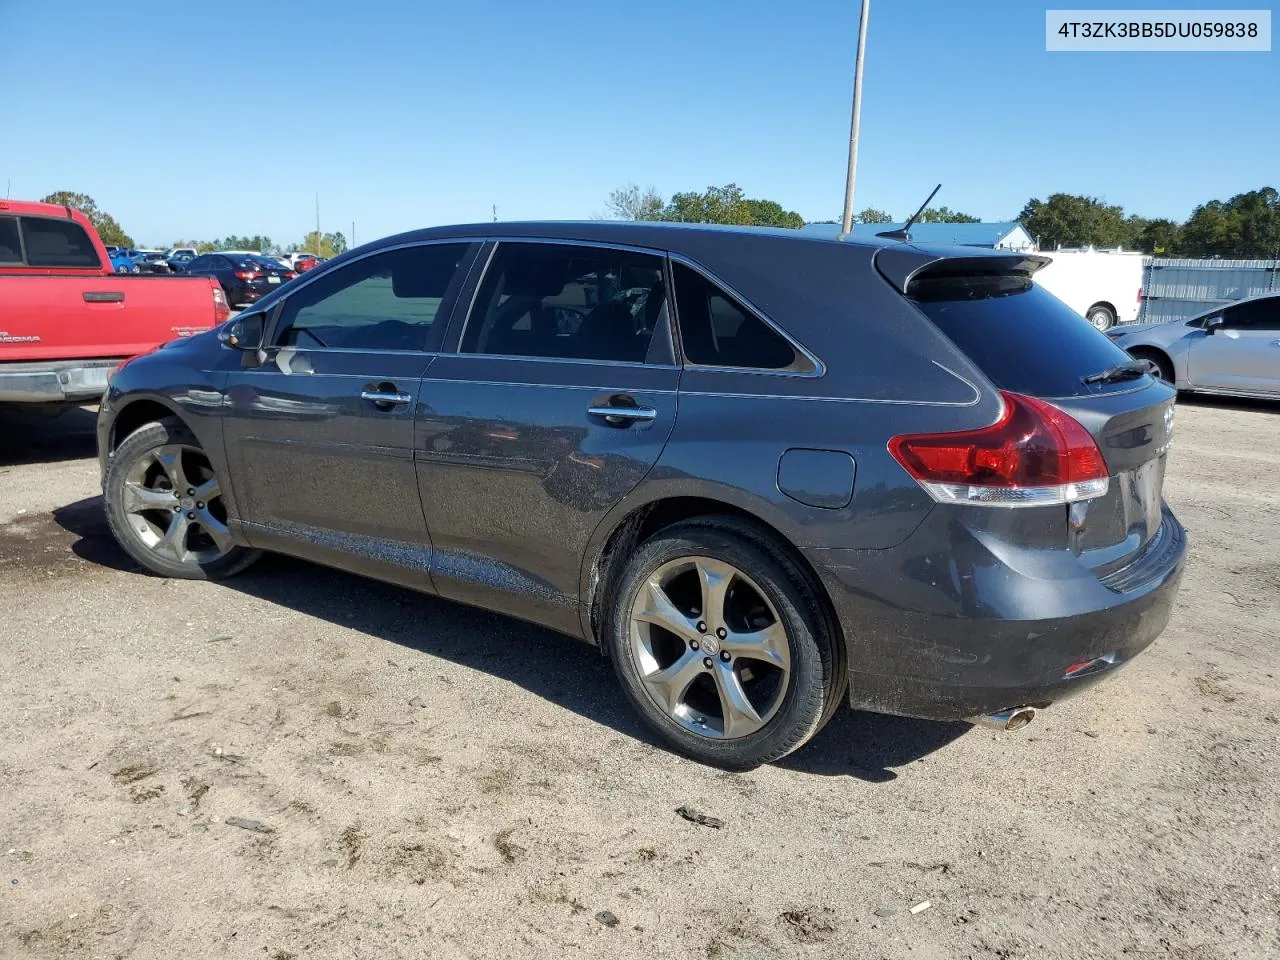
<box><xmin>1129</xmin><ymin>348</ymin><xmax>1174</xmax><ymax>385</ymax></box>
<box><xmin>604</xmin><ymin>519</ymin><xmax>843</xmax><ymax>770</ymax></box>
<box><xmin>1087</xmin><ymin>304</ymin><xmax>1116</xmax><ymax>331</ymax></box>
<box><xmin>223</xmin><ymin>285</ymin><xmax>239</xmax><ymax>308</ymax></box>
<box><xmin>104</xmin><ymin>418</ymin><xmax>261</xmax><ymax>580</ymax></box>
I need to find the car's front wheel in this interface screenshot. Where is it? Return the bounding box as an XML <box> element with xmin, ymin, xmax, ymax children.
<box><xmin>605</xmin><ymin>520</ymin><xmax>837</xmax><ymax>769</ymax></box>
<box><xmin>104</xmin><ymin>419</ymin><xmax>260</xmax><ymax>580</ymax></box>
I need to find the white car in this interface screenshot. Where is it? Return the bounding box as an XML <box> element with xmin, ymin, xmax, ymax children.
<box><xmin>1106</xmin><ymin>293</ymin><xmax>1280</xmax><ymax>400</ymax></box>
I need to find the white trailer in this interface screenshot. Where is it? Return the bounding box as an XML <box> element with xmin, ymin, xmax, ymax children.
<box><xmin>1033</xmin><ymin>250</ymin><xmax>1146</xmax><ymax>330</ymax></box>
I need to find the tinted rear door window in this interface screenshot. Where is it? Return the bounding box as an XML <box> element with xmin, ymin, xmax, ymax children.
<box><xmin>0</xmin><ymin>217</ymin><xmax>20</xmax><ymax>263</ymax></box>
<box><xmin>20</xmin><ymin>217</ymin><xmax>102</xmax><ymax>268</ymax></box>
<box><xmin>461</xmin><ymin>242</ymin><xmax>668</xmax><ymax>364</ymax></box>
<box><xmin>909</xmin><ymin>274</ymin><xmax>1135</xmax><ymax>397</ymax></box>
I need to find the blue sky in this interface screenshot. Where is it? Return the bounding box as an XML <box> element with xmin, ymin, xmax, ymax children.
<box><xmin>1</xmin><ymin>1</ymin><xmax>1274</xmax><ymax>246</ymax></box>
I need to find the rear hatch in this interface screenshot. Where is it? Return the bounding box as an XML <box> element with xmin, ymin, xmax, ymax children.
<box><xmin>895</xmin><ymin>256</ymin><xmax>1175</xmax><ymax>577</ymax></box>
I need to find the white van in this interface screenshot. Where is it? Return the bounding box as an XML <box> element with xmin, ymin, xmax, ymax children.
<box><xmin>1033</xmin><ymin>250</ymin><xmax>1145</xmax><ymax>330</ymax></box>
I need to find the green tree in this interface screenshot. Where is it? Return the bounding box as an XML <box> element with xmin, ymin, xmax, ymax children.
<box><xmin>603</xmin><ymin>183</ymin><xmax>665</xmax><ymax>221</ymax></box>
<box><xmin>1181</xmin><ymin>187</ymin><xmax>1280</xmax><ymax>258</ymax></box>
<box><xmin>170</xmin><ymin>239</ymin><xmax>218</xmax><ymax>253</ymax></box>
<box><xmin>737</xmin><ymin>198</ymin><xmax>804</xmax><ymax>229</ymax></box>
<box><xmin>917</xmin><ymin>207</ymin><xmax>980</xmax><ymax>223</ymax></box>
<box><xmin>1019</xmin><ymin>193</ymin><xmax>1130</xmax><ymax>249</ymax></box>
<box><xmin>295</xmin><ymin>231</ymin><xmax>348</xmax><ymax>258</ymax></box>
<box><xmin>40</xmin><ymin>190</ymin><xmax>133</xmax><ymax>247</ymax></box>
<box><xmin>649</xmin><ymin>183</ymin><xmax>804</xmax><ymax>228</ymax></box>
<box><xmin>1134</xmin><ymin>218</ymin><xmax>1181</xmax><ymax>255</ymax></box>
<box><xmin>856</xmin><ymin>208</ymin><xmax>893</xmax><ymax>224</ymax></box>
<box><xmin>213</xmin><ymin>235</ymin><xmax>274</xmax><ymax>254</ymax></box>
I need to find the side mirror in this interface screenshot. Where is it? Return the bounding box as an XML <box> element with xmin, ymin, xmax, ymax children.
<box><xmin>1204</xmin><ymin>315</ymin><xmax>1224</xmax><ymax>335</ymax></box>
<box><xmin>218</xmin><ymin>311</ymin><xmax>265</xmax><ymax>350</ymax></box>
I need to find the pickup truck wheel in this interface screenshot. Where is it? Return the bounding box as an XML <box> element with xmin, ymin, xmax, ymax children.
<box><xmin>1087</xmin><ymin>304</ymin><xmax>1116</xmax><ymax>331</ymax></box>
<box><xmin>104</xmin><ymin>419</ymin><xmax>261</xmax><ymax>580</ymax></box>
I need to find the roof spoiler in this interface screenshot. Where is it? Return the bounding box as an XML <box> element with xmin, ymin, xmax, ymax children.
<box><xmin>874</xmin><ymin>247</ymin><xmax>1051</xmax><ymax>295</ymax></box>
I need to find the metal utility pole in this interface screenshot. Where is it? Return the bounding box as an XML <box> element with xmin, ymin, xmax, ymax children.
<box><xmin>840</xmin><ymin>0</ymin><xmax>872</xmax><ymax>238</ymax></box>
<box><xmin>492</xmin><ymin>204</ymin><xmax>498</xmax><ymax>223</ymax></box>
<box><xmin>351</xmin><ymin>221</ymin><xmax>356</xmax><ymax>247</ymax></box>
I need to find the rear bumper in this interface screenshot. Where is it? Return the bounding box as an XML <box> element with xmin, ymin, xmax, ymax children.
<box><xmin>0</xmin><ymin>359</ymin><xmax>122</xmax><ymax>403</ymax></box>
<box><xmin>810</xmin><ymin>505</ymin><xmax>1187</xmax><ymax>721</ymax></box>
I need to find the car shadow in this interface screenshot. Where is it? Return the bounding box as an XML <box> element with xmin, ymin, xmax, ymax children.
<box><xmin>53</xmin><ymin>494</ymin><xmax>970</xmax><ymax>782</ymax></box>
<box><xmin>0</xmin><ymin>405</ymin><xmax>99</xmax><ymax>466</ymax></box>
<box><xmin>1178</xmin><ymin>393</ymin><xmax>1278</xmax><ymax>414</ymax></box>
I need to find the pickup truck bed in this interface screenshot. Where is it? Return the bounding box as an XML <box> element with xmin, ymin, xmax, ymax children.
<box><xmin>0</xmin><ymin>200</ymin><xmax>230</xmax><ymax>404</ymax></box>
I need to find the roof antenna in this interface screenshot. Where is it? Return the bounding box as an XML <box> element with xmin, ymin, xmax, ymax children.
<box><xmin>876</xmin><ymin>183</ymin><xmax>941</xmax><ymax>242</ymax></box>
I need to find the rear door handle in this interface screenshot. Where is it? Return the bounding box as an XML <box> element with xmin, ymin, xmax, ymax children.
<box><xmin>83</xmin><ymin>291</ymin><xmax>125</xmax><ymax>303</ymax></box>
<box><xmin>587</xmin><ymin>404</ymin><xmax>657</xmax><ymax>426</ymax></box>
<box><xmin>1271</xmin><ymin>340</ymin><xmax>1280</xmax><ymax>347</ymax></box>
<box><xmin>361</xmin><ymin>389</ymin><xmax>412</xmax><ymax>407</ymax></box>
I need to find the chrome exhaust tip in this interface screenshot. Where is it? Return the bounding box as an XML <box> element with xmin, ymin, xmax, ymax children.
<box><xmin>971</xmin><ymin>706</ymin><xmax>1037</xmax><ymax>732</ymax></box>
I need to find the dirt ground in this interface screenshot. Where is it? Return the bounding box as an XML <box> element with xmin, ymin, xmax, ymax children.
<box><xmin>1</xmin><ymin>397</ymin><xmax>1277</xmax><ymax>960</ymax></box>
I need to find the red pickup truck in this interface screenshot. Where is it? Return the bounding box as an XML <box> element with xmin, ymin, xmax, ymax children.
<box><xmin>0</xmin><ymin>199</ymin><xmax>230</xmax><ymax>405</ymax></box>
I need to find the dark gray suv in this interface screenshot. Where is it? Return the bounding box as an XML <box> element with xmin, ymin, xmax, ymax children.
<box><xmin>97</xmin><ymin>222</ymin><xmax>1186</xmax><ymax>768</ymax></box>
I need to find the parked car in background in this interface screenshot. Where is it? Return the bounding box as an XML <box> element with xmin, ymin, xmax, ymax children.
<box><xmin>109</xmin><ymin>249</ymin><xmax>140</xmax><ymax>274</ymax></box>
<box><xmin>284</xmin><ymin>251</ymin><xmax>317</xmax><ymax>268</ymax></box>
<box><xmin>0</xmin><ymin>199</ymin><xmax>230</xmax><ymax>405</ymax></box>
<box><xmin>1032</xmin><ymin>250</ymin><xmax>1145</xmax><ymax>331</ymax></box>
<box><xmin>181</xmin><ymin>252</ymin><xmax>296</xmax><ymax>307</ymax></box>
<box><xmin>122</xmin><ymin>249</ymin><xmax>173</xmax><ymax>275</ymax></box>
<box><xmin>96</xmin><ymin>222</ymin><xmax>1186</xmax><ymax>768</ymax></box>
<box><xmin>293</xmin><ymin>254</ymin><xmax>325</xmax><ymax>273</ymax></box>
<box><xmin>1107</xmin><ymin>293</ymin><xmax>1280</xmax><ymax>399</ymax></box>
<box><xmin>165</xmin><ymin>249</ymin><xmax>198</xmax><ymax>272</ymax></box>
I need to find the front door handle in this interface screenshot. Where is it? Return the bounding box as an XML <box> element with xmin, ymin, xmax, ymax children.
<box><xmin>83</xmin><ymin>291</ymin><xmax>125</xmax><ymax>303</ymax></box>
<box><xmin>587</xmin><ymin>404</ymin><xmax>657</xmax><ymax>426</ymax></box>
<box><xmin>361</xmin><ymin>388</ymin><xmax>412</xmax><ymax>408</ymax></box>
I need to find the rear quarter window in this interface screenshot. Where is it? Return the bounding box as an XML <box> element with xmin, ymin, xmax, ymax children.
<box><xmin>909</xmin><ymin>274</ymin><xmax>1134</xmax><ymax>397</ymax></box>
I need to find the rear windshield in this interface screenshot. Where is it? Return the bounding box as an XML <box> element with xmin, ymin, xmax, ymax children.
<box><xmin>909</xmin><ymin>274</ymin><xmax>1134</xmax><ymax>398</ymax></box>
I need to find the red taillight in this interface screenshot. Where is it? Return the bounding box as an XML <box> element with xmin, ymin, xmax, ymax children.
<box><xmin>212</xmin><ymin>286</ymin><xmax>231</xmax><ymax>323</ymax></box>
<box><xmin>284</xmin><ymin>270</ymin><xmax>296</xmax><ymax>279</ymax></box>
<box><xmin>888</xmin><ymin>391</ymin><xmax>1109</xmax><ymax>506</ymax></box>
<box><xmin>235</xmin><ymin>270</ymin><xmax>259</xmax><ymax>281</ymax></box>
<box><xmin>1137</xmin><ymin>288</ymin><xmax>1143</xmax><ymax>302</ymax></box>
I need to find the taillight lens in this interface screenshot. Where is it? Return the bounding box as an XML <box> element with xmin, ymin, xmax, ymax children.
<box><xmin>235</xmin><ymin>270</ymin><xmax>259</xmax><ymax>281</ymax></box>
<box><xmin>888</xmin><ymin>391</ymin><xmax>1109</xmax><ymax>506</ymax></box>
<box><xmin>284</xmin><ymin>271</ymin><xmax>296</xmax><ymax>279</ymax></box>
<box><xmin>212</xmin><ymin>286</ymin><xmax>231</xmax><ymax>323</ymax></box>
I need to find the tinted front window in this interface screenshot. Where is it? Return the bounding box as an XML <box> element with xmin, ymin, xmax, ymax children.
<box><xmin>910</xmin><ymin>274</ymin><xmax>1134</xmax><ymax>397</ymax></box>
<box><xmin>462</xmin><ymin>243</ymin><xmax>667</xmax><ymax>363</ymax></box>
<box><xmin>0</xmin><ymin>217</ymin><xmax>20</xmax><ymax>263</ymax></box>
<box><xmin>1223</xmin><ymin>297</ymin><xmax>1280</xmax><ymax>331</ymax></box>
<box><xmin>274</xmin><ymin>243</ymin><xmax>470</xmax><ymax>351</ymax></box>
<box><xmin>671</xmin><ymin>262</ymin><xmax>802</xmax><ymax>370</ymax></box>
<box><xmin>20</xmin><ymin>217</ymin><xmax>101</xmax><ymax>268</ymax></box>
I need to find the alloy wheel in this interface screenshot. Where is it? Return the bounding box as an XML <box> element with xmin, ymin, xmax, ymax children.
<box><xmin>1139</xmin><ymin>357</ymin><xmax>1167</xmax><ymax>381</ymax></box>
<box><xmin>121</xmin><ymin>444</ymin><xmax>233</xmax><ymax>566</ymax></box>
<box><xmin>628</xmin><ymin>556</ymin><xmax>791</xmax><ymax>739</ymax></box>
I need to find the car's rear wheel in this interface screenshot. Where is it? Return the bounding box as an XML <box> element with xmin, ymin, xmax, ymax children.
<box><xmin>104</xmin><ymin>419</ymin><xmax>260</xmax><ymax>580</ymax></box>
<box><xmin>1087</xmin><ymin>304</ymin><xmax>1116</xmax><ymax>331</ymax></box>
<box><xmin>223</xmin><ymin>285</ymin><xmax>239</xmax><ymax>308</ymax></box>
<box><xmin>605</xmin><ymin>521</ymin><xmax>835</xmax><ymax>769</ymax></box>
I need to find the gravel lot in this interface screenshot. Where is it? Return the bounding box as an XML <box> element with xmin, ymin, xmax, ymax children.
<box><xmin>2</xmin><ymin>398</ymin><xmax>1277</xmax><ymax>960</ymax></box>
